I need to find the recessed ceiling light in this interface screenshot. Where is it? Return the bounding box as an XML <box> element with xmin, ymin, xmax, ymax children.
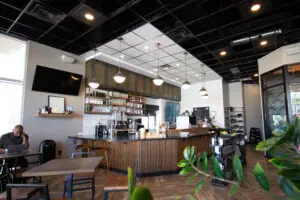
<box><xmin>220</xmin><ymin>51</ymin><xmax>227</xmax><ymax>56</ymax></box>
<box><xmin>153</xmin><ymin>68</ymin><xmax>158</xmax><ymax>72</ymax></box>
<box><xmin>144</xmin><ymin>46</ymin><xmax>149</xmax><ymax>50</ymax></box>
<box><xmin>120</xmin><ymin>54</ymin><xmax>125</xmax><ymax>59</ymax></box>
<box><xmin>176</xmin><ymin>77</ymin><xmax>179</xmax><ymax>80</ymax></box>
<box><xmin>260</xmin><ymin>40</ymin><xmax>268</xmax><ymax>46</ymax></box>
<box><xmin>165</xmin><ymin>67</ymin><xmax>169</xmax><ymax>70</ymax></box>
<box><xmin>176</xmin><ymin>63</ymin><xmax>180</xmax><ymax>67</ymax></box>
<box><xmin>251</xmin><ymin>4</ymin><xmax>261</xmax><ymax>12</ymax></box>
<box><xmin>84</xmin><ymin>13</ymin><xmax>94</xmax><ymax>21</ymax></box>
<box><xmin>195</xmin><ymin>74</ymin><xmax>199</xmax><ymax>77</ymax></box>
<box><xmin>254</xmin><ymin>73</ymin><xmax>259</xmax><ymax>77</ymax></box>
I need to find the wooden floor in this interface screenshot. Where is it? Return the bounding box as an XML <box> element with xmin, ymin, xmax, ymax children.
<box><xmin>43</xmin><ymin>144</ymin><xmax>284</xmax><ymax>200</ymax></box>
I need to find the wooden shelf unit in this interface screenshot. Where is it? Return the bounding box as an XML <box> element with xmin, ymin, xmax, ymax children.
<box><xmin>36</xmin><ymin>113</ymin><xmax>74</xmax><ymax>118</ymax></box>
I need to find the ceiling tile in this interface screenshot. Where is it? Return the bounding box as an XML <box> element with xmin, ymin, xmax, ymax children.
<box><xmin>122</xmin><ymin>47</ymin><xmax>144</xmax><ymax>57</ymax></box>
<box><xmin>140</xmin><ymin>63</ymin><xmax>152</xmax><ymax>69</ymax></box>
<box><xmin>163</xmin><ymin>44</ymin><xmax>184</xmax><ymax>55</ymax></box>
<box><xmin>148</xmin><ymin>59</ymin><xmax>164</xmax><ymax>66</ymax></box>
<box><xmin>105</xmin><ymin>39</ymin><xmax>130</xmax><ymax>51</ymax></box>
<box><xmin>186</xmin><ymin>57</ymin><xmax>199</xmax><ymax>65</ymax></box>
<box><xmin>133</xmin><ymin>23</ymin><xmax>162</xmax><ymax>40</ymax></box>
<box><xmin>148</xmin><ymin>49</ymin><xmax>168</xmax><ymax>58</ymax></box>
<box><xmin>136</xmin><ymin>54</ymin><xmax>155</xmax><ymax>62</ymax></box>
<box><xmin>152</xmin><ymin>35</ymin><xmax>174</xmax><ymax>47</ymax></box>
<box><xmin>173</xmin><ymin>52</ymin><xmax>193</xmax><ymax>61</ymax></box>
<box><xmin>127</xmin><ymin>58</ymin><xmax>144</xmax><ymax>65</ymax></box>
<box><xmin>98</xmin><ymin>45</ymin><xmax>117</xmax><ymax>54</ymax></box>
<box><xmin>160</xmin><ymin>56</ymin><xmax>178</xmax><ymax>64</ymax></box>
<box><xmin>122</xmin><ymin>32</ymin><xmax>145</xmax><ymax>46</ymax></box>
<box><xmin>113</xmin><ymin>52</ymin><xmax>131</xmax><ymax>60</ymax></box>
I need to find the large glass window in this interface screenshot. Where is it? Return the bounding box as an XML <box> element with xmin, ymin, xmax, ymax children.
<box><xmin>0</xmin><ymin>35</ymin><xmax>26</xmax><ymax>135</ymax></box>
<box><xmin>288</xmin><ymin>65</ymin><xmax>300</xmax><ymax>122</ymax></box>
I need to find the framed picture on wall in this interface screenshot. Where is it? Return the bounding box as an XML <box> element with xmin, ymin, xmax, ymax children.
<box><xmin>48</xmin><ymin>96</ymin><xmax>65</xmax><ymax>113</ymax></box>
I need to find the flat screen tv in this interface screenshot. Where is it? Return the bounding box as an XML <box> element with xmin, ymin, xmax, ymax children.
<box><xmin>32</xmin><ymin>65</ymin><xmax>82</xmax><ymax>95</ymax></box>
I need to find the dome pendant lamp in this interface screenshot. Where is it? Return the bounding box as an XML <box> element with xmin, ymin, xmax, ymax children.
<box><xmin>153</xmin><ymin>43</ymin><xmax>164</xmax><ymax>86</ymax></box>
<box><xmin>88</xmin><ymin>48</ymin><xmax>100</xmax><ymax>89</ymax></box>
<box><xmin>182</xmin><ymin>52</ymin><xmax>191</xmax><ymax>89</ymax></box>
<box><xmin>199</xmin><ymin>65</ymin><xmax>208</xmax><ymax>96</ymax></box>
<box><xmin>113</xmin><ymin>37</ymin><xmax>126</xmax><ymax>84</ymax></box>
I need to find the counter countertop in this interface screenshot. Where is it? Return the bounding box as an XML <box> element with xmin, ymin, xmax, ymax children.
<box><xmin>68</xmin><ymin>132</ymin><xmax>214</xmax><ymax>142</ymax></box>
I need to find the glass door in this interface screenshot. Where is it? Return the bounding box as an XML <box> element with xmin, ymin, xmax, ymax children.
<box><xmin>263</xmin><ymin>85</ymin><xmax>287</xmax><ymax>139</ymax></box>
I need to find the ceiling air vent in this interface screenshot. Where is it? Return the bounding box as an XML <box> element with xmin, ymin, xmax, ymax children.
<box><xmin>28</xmin><ymin>2</ymin><xmax>65</xmax><ymax>24</ymax></box>
<box><xmin>230</xmin><ymin>67</ymin><xmax>241</xmax><ymax>75</ymax></box>
<box><xmin>160</xmin><ymin>64</ymin><xmax>172</xmax><ymax>70</ymax></box>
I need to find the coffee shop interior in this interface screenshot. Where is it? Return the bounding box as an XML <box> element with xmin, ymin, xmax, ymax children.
<box><xmin>0</xmin><ymin>0</ymin><xmax>300</xmax><ymax>199</ymax></box>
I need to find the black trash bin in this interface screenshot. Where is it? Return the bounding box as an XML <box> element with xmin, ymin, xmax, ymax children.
<box><xmin>39</xmin><ymin>140</ymin><xmax>56</xmax><ymax>164</ymax></box>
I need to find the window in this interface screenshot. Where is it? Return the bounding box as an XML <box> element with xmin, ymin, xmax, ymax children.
<box><xmin>0</xmin><ymin>35</ymin><xmax>26</xmax><ymax>135</ymax></box>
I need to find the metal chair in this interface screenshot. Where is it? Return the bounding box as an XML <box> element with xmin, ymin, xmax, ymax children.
<box><xmin>63</xmin><ymin>151</ymin><xmax>96</xmax><ymax>200</ymax></box>
<box><xmin>0</xmin><ymin>163</ymin><xmax>43</xmax><ymax>200</ymax></box>
<box><xmin>6</xmin><ymin>183</ymin><xmax>50</xmax><ymax>200</ymax></box>
<box><xmin>102</xmin><ymin>160</ymin><xmax>138</xmax><ymax>200</ymax></box>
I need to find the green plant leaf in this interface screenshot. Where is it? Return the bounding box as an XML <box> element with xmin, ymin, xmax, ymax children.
<box><xmin>128</xmin><ymin>167</ymin><xmax>134</xmax><ymax>199</ymax></box>
<box><xmin>196</xmin><ymin>154</ymin><xmax>201</xmax><ymax>168</ymax></box>
<box><xmin>187</xmin><ymin>195</ymin><xmax>196</xmax><ymax>200</ymax></box>
<box><xmin>233</xmin><ymin>154</ymin><xmax>243</xmax><ymax>183</ymax></box>
<box><xmin>277</xmin><ymin>170</ymin><xmax>300</xmax><ymax>191</ymax></box>
<box><xmin>269</xmin><ymin>158</ymin><xmax>300</xmax><ymax>170</ymax></box>
<box><xmin>228</xmin><ymin>183</ymin><xmax>239</xmax><ymax>197</ymax></box>
<box><xmin>268</xmin><ymin>142</ymin><xmax>299</xmax><ymax>159</ymax></box>
<box><xmin>277</xmin><ymin>175</ymin><xmax>300</xmax><ymax>199</ymax></box>
<box><xmin>131</xmin><ymin>187</ymin><xmax>153</xmax><ymax>200</ymax></box>
<box><xmin>174</xmin><ymin>195</ymin><xmax>180</xmax><ymax>200</ymax></box>
<box><xmin>178</xmin><ymin>159</ymin><xmax>188</xmax><ymax>168</ymax></box>
<box><xmin>253</xmin><ymin>163</ymin><xmax>270</xmax><ymax>191</ymax></box>
<box><xmin>179</xmin><ymin>166</ymin><xmax>193</xmax><ymax>175</ymax></box>
<box><xmin>194</xmin><ymin>179</ymin><xmax>205</xmax><ymax>194</ymax></box>
<box><xmin>186</xmin><ymin>173</ymin><xmax>198</xmax><ymax>184</ymax></box>
<box><xmin>272</xmin><ymin>128</ymin><xmax>285</xmax><ymax>136</ymax></box>
<box><xmin>183</xmin><ymin>146</ymin><xmax>191</xmax><ymax>160</ymax></box>
<box><xmin>256</xmin><ymin>137</ymin><xmax>282</xmax><ymax>151</ymax></box>
<box><xmin>202</xmin><ymin>152</ymin><xmax>208</xmax><ymax>173</ymax></box>
<box><xmin>292</xmin><ymin>117</ymin><xmax>300</xmax><ymax>147</ymax></box>
<box><xmin>212</xmin><ymin>155</ymin><xmax>224</xmax><ymax>178</ymax></box>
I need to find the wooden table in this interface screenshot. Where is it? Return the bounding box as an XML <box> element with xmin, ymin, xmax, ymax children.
<box><xmin>0</xmin><ymin>150</ymin><xmax>41</xmax><ymax>160</ymax></box>
<box><xmin>21</xmin><ymin>157</ymin><xmax>103</xmax><ymax>177</ymax></box>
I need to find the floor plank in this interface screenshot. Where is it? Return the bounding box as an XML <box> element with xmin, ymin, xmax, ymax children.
<box><xmin>43</xmin><ymin>145</ymin><xmax>284</xmax><ymax>200</ymax></box>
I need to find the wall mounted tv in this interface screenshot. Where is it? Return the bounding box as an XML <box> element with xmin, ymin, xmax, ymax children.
<box><xmin>32</xmin><ymin>65</ymin><xmax>82</xmax><ymax>96</ymax></box>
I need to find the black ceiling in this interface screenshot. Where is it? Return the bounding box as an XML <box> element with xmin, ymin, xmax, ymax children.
<box><xmin>0</xmin><ymin>0</ymin><xmax>299</xmax><ymax>81</ymax></box>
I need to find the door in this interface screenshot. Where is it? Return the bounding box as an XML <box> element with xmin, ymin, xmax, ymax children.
<box><xmin>263</xmin><ymin>85</ymin><xmax>287</xmax><ymax>139</ymax></box>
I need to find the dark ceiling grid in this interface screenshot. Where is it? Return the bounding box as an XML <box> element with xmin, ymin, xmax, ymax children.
<box><xmin>0</xmin><ymin>0</ymin><xmax>300</xmax><ymax>81</ymax></box>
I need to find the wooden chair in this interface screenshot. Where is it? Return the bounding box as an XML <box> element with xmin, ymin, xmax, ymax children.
<box><xmin>102</xmin><ymin>160</ymin><xmax>138</xmax><ymax>200</ymax></box>
<box><xmin>63</xmin><ymin>152</ymin><xmax>96</xmax><ymax>200</ymax></box>
<box><xmin>0</xmin><ymin>163</ymin><xmax>41</xmax><ymax>200</ymax></box>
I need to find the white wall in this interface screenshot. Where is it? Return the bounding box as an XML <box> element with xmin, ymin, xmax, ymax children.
<box><xmin>243</xmin><ymin>84</ymin><xmax>263</xmax><ymax>137</ymax></box>
<box><xmin>22</xmin><ymin>41</ymin><xmax>85</xmax><ymax>158</ymax></box>
<box><xmin>180</xmin><ymin>79</ymin><xmax>225</xmax><ymax>127</ymax></box>
<box><xmin>228</xmin><ymin>82</ymin><xmax>243</xmax><ymax>107</ymax></box>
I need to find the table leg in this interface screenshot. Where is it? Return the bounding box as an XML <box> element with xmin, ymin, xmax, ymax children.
<box><xmin>103</xmin><ymin>190</ymin><xmax>108</xmax><ymax>200</ymax></box>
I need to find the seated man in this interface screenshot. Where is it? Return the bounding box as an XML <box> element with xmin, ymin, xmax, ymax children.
<box><xmin>0</xmin><ymin>125</ymin><xmax>29</xmax><ymax>168</ymax></box>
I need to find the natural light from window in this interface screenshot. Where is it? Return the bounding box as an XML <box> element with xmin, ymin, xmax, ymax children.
<box><xmin>0</xmin><ymin>35</ymin><xmax>26</xmax><ymax>135</ymax></box>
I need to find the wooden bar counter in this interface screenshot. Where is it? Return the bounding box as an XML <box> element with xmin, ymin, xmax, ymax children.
<box><xmin>68</xmin><ymin>132</ymin><xmax>213</xmax><ymax>176</ymax></box>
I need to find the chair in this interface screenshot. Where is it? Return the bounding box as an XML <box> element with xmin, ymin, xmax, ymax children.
<box><xmin>63</xmin><ymin>151</ymin><xmax>96</xmax><ymax>200</ymax></box>
<box><xmin>102</xmin><ymin>160</ymin><xmax>138</xmax><ymax>200</ymax></box>
<box><xmin>0</xmin><ymin>163</ymin><xmax>42</xmax><ymax>200</ymax></box>
<box><xmin>6</xmin><ymin>183</ymin><xmax>50</xmax><ymax>200</ymax></box>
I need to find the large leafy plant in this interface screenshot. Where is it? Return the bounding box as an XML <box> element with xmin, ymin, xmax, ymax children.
<box><xmin>178</xmin><ymin>118</ymin><xmax>300</xmax><ymax>199</ymax></box>
<box><xmin>256</xmin><ymin>118</ymin><xmax>300</xmax><ymax>199</ymax></box>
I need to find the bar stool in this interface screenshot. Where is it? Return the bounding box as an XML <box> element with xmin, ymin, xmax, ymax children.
<box><xmin>89</xmin><ymin>142</ymin><xmax>109</xmax><ymax>171</ymax></box>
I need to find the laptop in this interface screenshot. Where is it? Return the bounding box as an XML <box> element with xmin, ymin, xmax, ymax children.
<box><xmin>7</xmin><ymin>144</ymin><xmax>27</xmax><ymax>153</ymax></box>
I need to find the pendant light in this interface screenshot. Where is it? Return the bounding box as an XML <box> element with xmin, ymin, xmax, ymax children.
<box><xmin>199</xmin><ymin>65</ymin><xmax>208</xmax><ymax>95</ymax></box>
<box><xmin>153</xmin><ymin>43</ymin><xmax>164</xmax><ymax>86</ymax></box>
<box><xmin>88</xmin><ymin>48</ymin><xmax>100</xmax><ymax>89</ymax></box>
<box><xmin>182</xmin><ymin>52</ymin><xmax>191</xmax><ymax>89</ymax></box>
<box><xmin>113</xmin><ymin>37</ymin><xmax>126</xmax><ymax>84</ymax></box>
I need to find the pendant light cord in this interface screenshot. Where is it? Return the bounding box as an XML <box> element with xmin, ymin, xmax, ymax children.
<box><xmin>184</xmin><ymin>52</ymin><xmax>187</xmax><ymax>81</ymax></box>
<box><xmin>92</xmin><ymin>48</ymin><xmax>97</xmax><ymax>79</ymax></box>
<box><xmin>118</xmin><ymin>38</ymin><xmax>123</xmax><ymax>72</ymax></box>
<box><xmin>157</xmin><ymin>43</ymin><xmax>160</xmax><ymax>76</ymax></box>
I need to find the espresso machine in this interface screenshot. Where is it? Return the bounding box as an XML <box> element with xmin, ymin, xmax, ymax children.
<box><xmin>95</xmin><ymin>123</ymin><xmax>108</xmax><ymax>137</ymax></box>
